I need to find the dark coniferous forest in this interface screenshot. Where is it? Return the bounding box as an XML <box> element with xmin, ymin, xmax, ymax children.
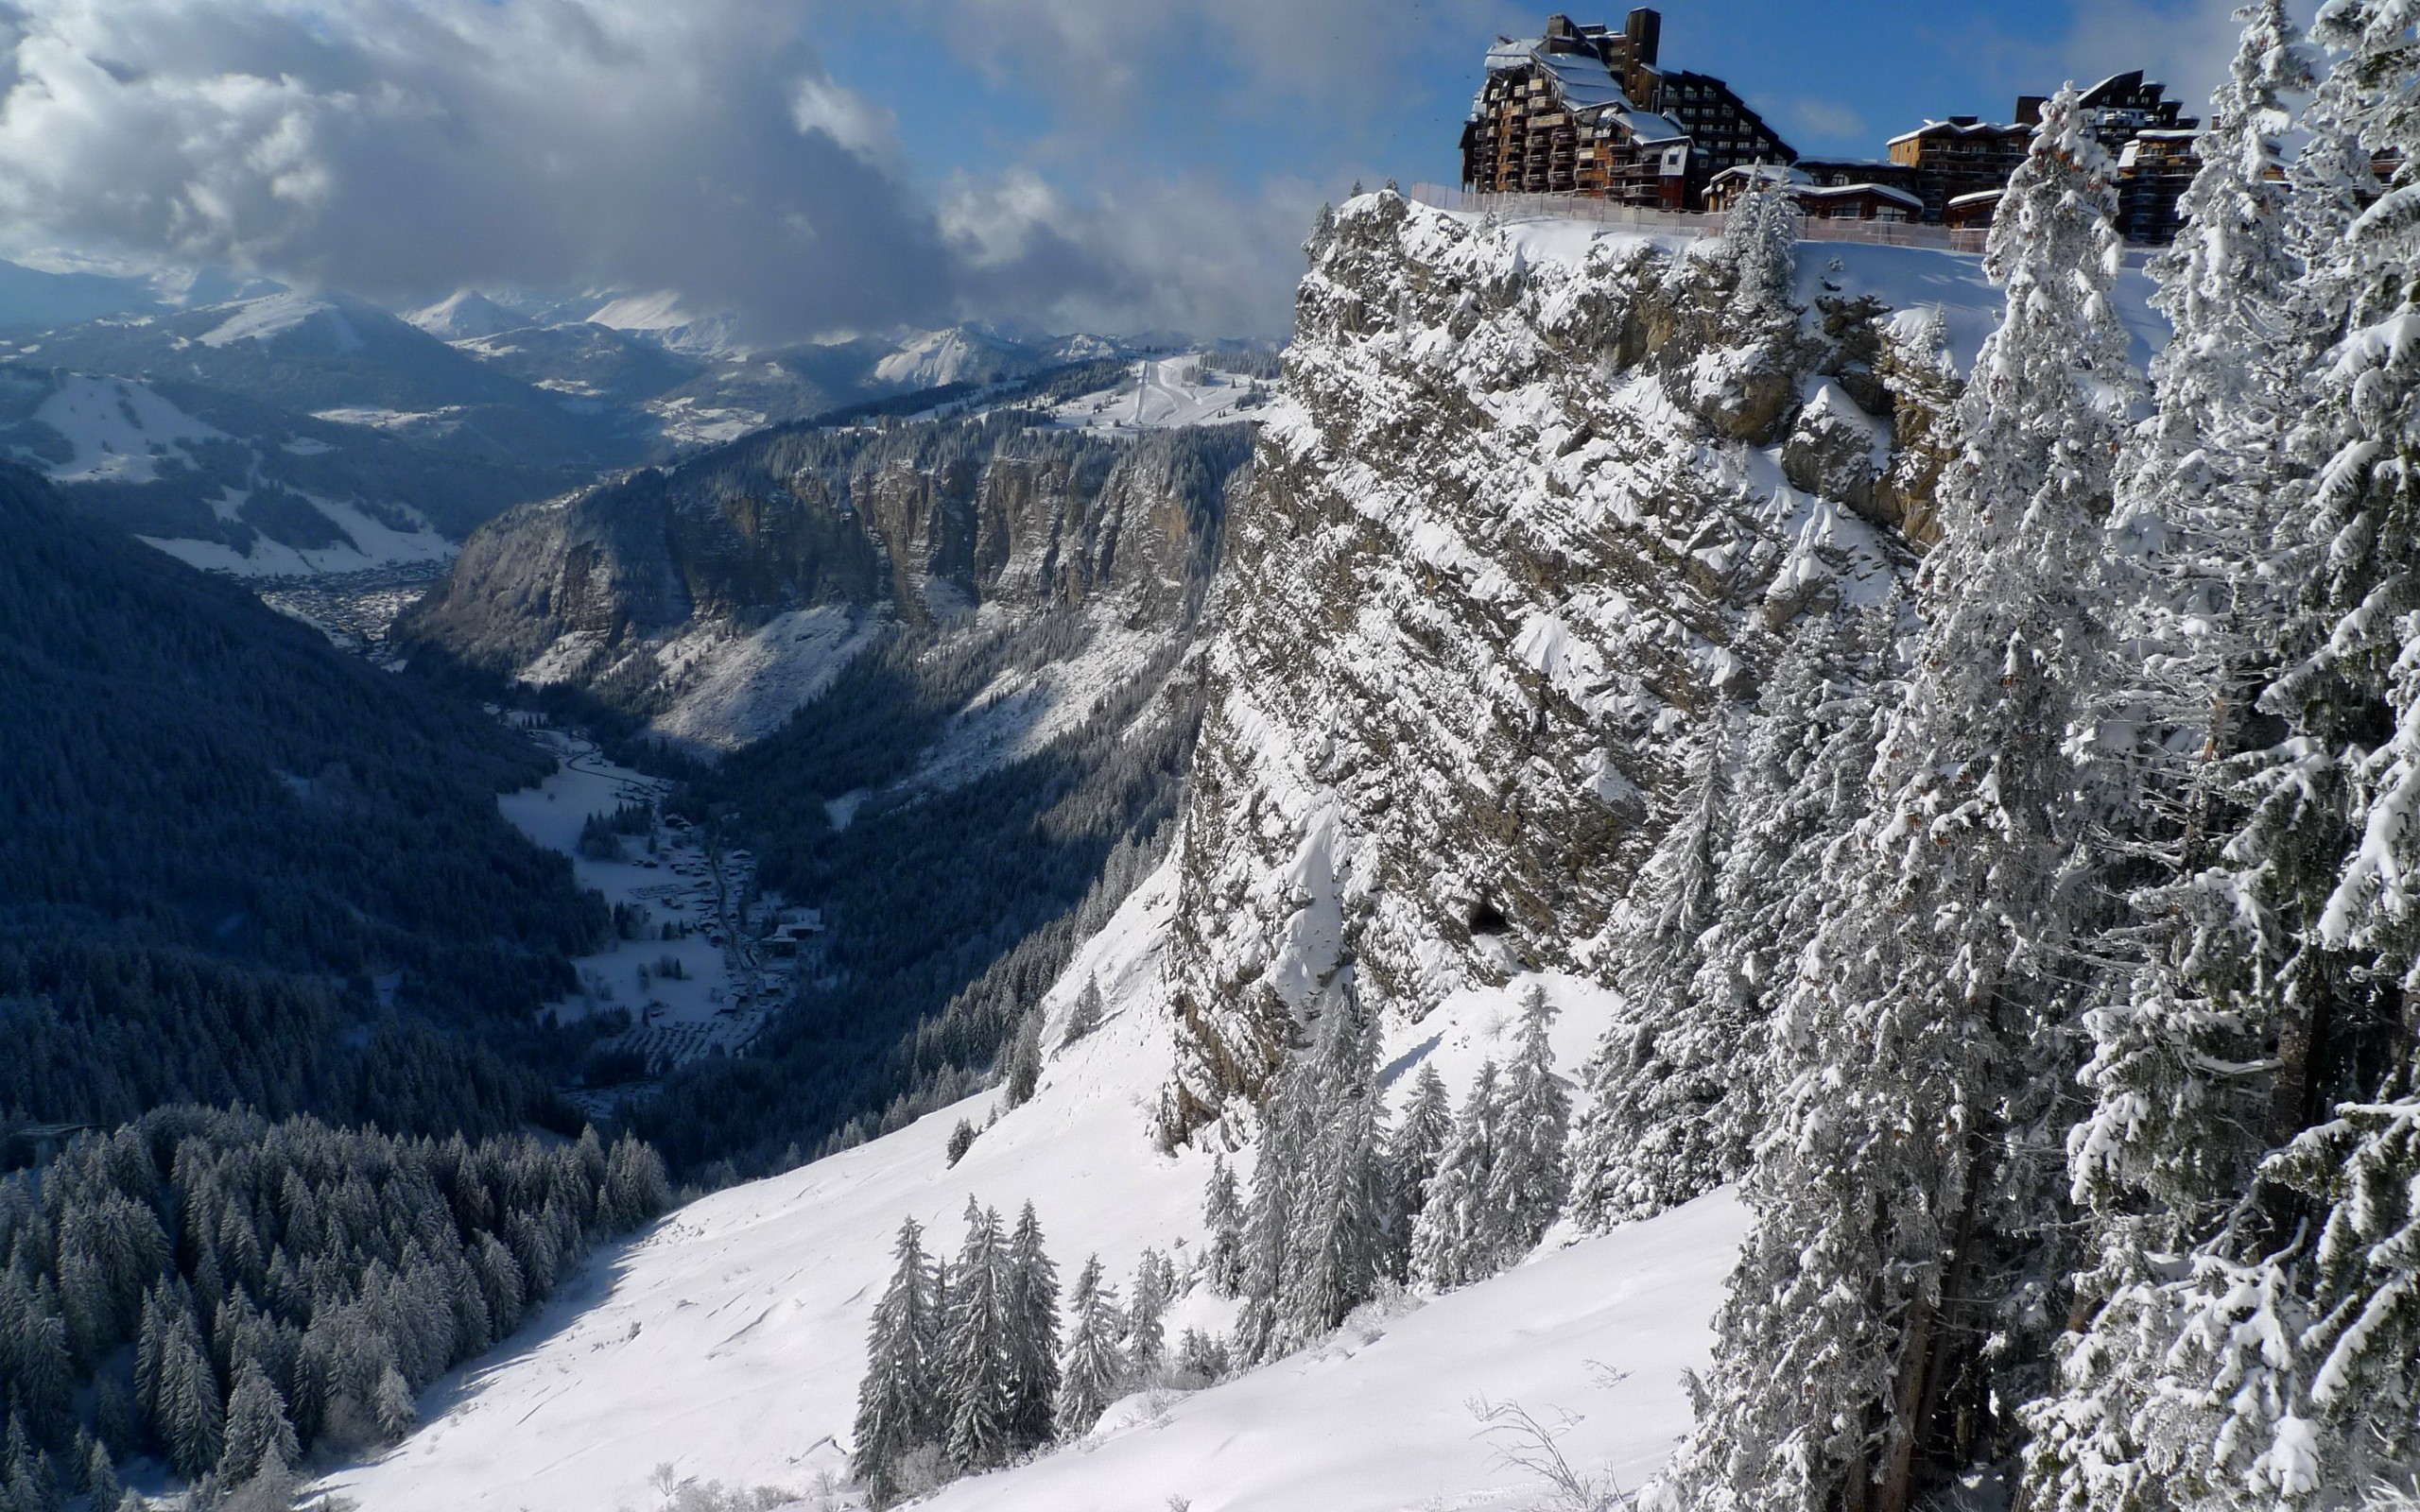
<box><xmin>0</xmin><ymin>464</ymin><xmax>614</xmax><ymax>1140</ymax></box>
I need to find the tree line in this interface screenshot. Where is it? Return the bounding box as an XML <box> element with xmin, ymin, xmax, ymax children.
<box><xmin>0</xmin><ymin>1106</ymin><xmax>668</xmax><ymax>1510</ymax></box>
<box><xmin>0</xmin><ymin>462</ymin><xmax>616</xmax><ymax>1141</ymax></box>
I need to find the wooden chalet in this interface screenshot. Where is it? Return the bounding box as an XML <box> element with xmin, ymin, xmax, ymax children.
<box><xmin>1460</xmin><ymin>10</ymin><xmax>1793</xmax><ymax>211</ymax></box>
<box><xmin>1944</xmin><ymin>188</ymin><xmax>2003</xmax><ymax>231</ymax></box>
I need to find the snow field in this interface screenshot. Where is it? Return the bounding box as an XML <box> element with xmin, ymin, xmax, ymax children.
<box><xmin>140</xmin><ymin>490</ymin><xmax>456</xmax><ymax>577</ymax></box>
<box><xmin>326</xmin><ymin>853</ymin><xmax>1746</xmax><ymax>1512</ymax></box>
<box><xmin>30</xmin><ymin>372</ymin><xmax>222</xmax><ymax>484</ymax></box>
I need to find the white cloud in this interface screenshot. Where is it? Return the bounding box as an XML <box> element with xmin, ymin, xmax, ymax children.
<box><xmin>0</xmin><ymin>0</ymin><xmax>956</xmax><ymax>341</ymax></box>
<box><xmin>941</xmin><ymin>168</ymin><xmax>1316</xmax><ymax>337</ymax></box>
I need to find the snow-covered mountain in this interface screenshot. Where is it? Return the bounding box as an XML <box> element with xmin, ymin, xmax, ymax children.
<box><xmin>872</xmin><ymin>326</ymin><xmax>1047</xmax><ymax>389</ymax></box>
<box><xmin>405</xmin><ymin>287</ymin><xmax>532</xmax><ymax>340</ymax></box>
<box><xmin>335</xmin><ymin>189</ymin><xmax>2102</xmax><ymax>1510</ymax></box>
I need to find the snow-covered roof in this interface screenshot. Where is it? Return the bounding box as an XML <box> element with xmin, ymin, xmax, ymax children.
<box><xmin>1946</xmin><ymin>188</ymin><xmax>2006</xmax><ymax>208</ymax></box>
<box><xmin>1801</xmin><ymin>181</ymin><xmax>1923</xmax><ymax>208</ymax></box>
<box><xmin>1707</xmin><ymin>163</ymin><xmax>1810</xmax><ymax>188</ymax></box>
<box><xmin>1478</xmin><ymin>33</ymin><xmax>1683</xmax><ymax>139</ymax></box>
<box><xmin>1886</xmin><ymin>119</ymin><xmax>2027</xmax><ymax>147</ymax></box>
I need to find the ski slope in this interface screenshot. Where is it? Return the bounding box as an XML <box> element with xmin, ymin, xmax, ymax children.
<box><xmin>1046</xmin><ymin>356</ymin><xmax>1267</xmax><ymax>432</ymax></box>
<box><xmin>322</xmin><ymin>856</ymin><xmax>1747</xmax><ymax>1512</ymax></box>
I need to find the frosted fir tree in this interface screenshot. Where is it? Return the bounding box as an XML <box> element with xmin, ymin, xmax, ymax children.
<box><xmin>1002</xmin><ymin>1203</ymin><xmax>1060</xmax><ymax>1452</ymax></box>
<box><xmin>854</xmin><ymin>1218</ymin><xmax>942</xmax><ymax>1503</ymax></box>
<box><xmin>1201</xmin><ymin>1156</ymin><xmax>1246</xmax><ymax>1297</ymax></box>
<box><xmin>1232</xmin><ymin>1050</ymin><xmax>1303</xmax><ymax>1364</ymax></box>
<box><xmin>2044</xmin><ymin>4</ymin><xmax>2420</xmax><ymax>1501</ymax></box>
<box><xmin>147</xmin><ymin>1294</ymin><xmax>224</xmax><ymax>1479</ymax></box>
<box><xmin>1571</xmin><ymin>735</ymin><xmax>1737</xmax><ymax>1228</ymax></box>
<box><xmin>1280</xmin><ymin>996</ymin><xmax>1386</xmax><ymax>1345</ymax></box>
<box><xmin>1233</xmin><ymin>982</ymin><xmax>1386</xmax><ymax>1362</ymax></box>
<box><xmin>1409</xmin><ymin>1062</ymin><xmax>1501</xmax><ymax>1291</ymax></box>
<box><xmin>941</xmin><ymin>1200</ymin><xmax>1015</xmax><ymax>1471</ymax></box>
<box><xmin>1063</xmin><ymin>975</ymin><xmax>1107</xmax><ymax>1044</ymax></box>
<box><xmin>2020</xmin><ymin>9</ymin><xmax>2351</xmax><ymax>1509</ymax></box>
<box><xmin>216</xmin><ymin>1359</ymin><xmax>299</xmax><ymax>1486</ymax></box>
<box><xmin>1666</xmin><ymin>86</ymin><xmax>2137</xmax><ymax>1512</ymax></box>
<box><xmin>1726</xmin><ymin>177</ymin><xmax>1804</xmax><ymax>325</ymax></box>
<box><xmin>1127</xmin><ymin>1249</ymin><xmax>1170</xmax><ymax>1374</ymax></box>
<box><xmin>1003</xmin><ymin>1010</ymin><xmax>1044</xmax><ymax>1108</ymax></box>
<box><xmin>1053</xmin><ymin>1256</ymin><xmax>1126</xmax><ymax>1442</ymax></box>
<box><xmin>1480</xmin><ymin>987</ymin><xmax>1570</xmax><ymax>1268</ymax></box>
<box><xmin>1381</xmin><ymin>1063</ymin><xmax>1454</xmax><ymax>1281</ymax></box>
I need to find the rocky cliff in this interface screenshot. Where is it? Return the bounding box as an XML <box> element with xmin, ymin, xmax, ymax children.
<box><xmin>1160</xmin><ymin>193</ymin><xmax>2015</xmax><ymax>1141</ymax></box>
<box><xmin>404</xmin><ymin>411</ymin><xmax>1246</xmax><ymax>751</ymax></box>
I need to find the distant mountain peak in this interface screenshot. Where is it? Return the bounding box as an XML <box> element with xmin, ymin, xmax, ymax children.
<box><xmin>584</xmin><ymin>290</ymin><xmax>745</xmax><ymax>357</ymax></box>
<box><xmin>406</xmin><ymin>288</ymin><xmax>530</xmax><ymax>341</ymax></box>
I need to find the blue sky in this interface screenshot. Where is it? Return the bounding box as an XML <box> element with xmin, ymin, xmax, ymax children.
<box><xmin>0</xmin><ymin>0</ymin><xmax>2260</xmax><ymax>340</ymax></box>
<box><xmin>824</xmin><ymin>0</ymin><xmax>2247</xmax><ymax>201</ymax></box>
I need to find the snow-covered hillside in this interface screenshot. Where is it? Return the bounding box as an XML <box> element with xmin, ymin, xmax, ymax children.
<box><xmin>325</xmin><ymin>857</ymin><xmax>1743</xmax><ymax>1512</ymax></box>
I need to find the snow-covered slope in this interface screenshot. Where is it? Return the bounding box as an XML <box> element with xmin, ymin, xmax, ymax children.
<box><xmin>325</xmin><ymin>857</ymin><xmax>1743</xmax><ymax>1512</ymax></box>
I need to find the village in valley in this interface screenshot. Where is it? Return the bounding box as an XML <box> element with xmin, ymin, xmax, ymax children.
<box><xmin>494</xmin><ymin>716</ymin><xmax>826</xmax><ymax>1115</ymax></box>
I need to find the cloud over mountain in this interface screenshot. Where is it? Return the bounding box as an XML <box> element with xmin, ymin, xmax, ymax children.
<box><xmin>0</xmin><ymin>0</ymin><xmax>956</xmax><ymax>342</ymax></box>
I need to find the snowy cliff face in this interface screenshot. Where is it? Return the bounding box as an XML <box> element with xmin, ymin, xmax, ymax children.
<box><xmin>405</xmin><ymin>415</ymin><xmax>1245</xmax><ymax>750</ymax></box>
<box><xmin>1161</xmin><ymin>194</ymin><xmax>1984</xmax><ymax>1140</ymax></box>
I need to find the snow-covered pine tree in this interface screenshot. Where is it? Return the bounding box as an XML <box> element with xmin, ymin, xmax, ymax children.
<box><xmin>1002</xmin><ymin>1203</ymin><xmax>1060</xmax><ymax>1453</ymax></box>
<box><xmin>1127</xmin><ymin>1249</ymin><xmax>1168</xmax><ymax>1375</ymax></box>
<box><xmin>1003</xmin><ymin>1011</ymin><xmax>1044</xmax><ymax>1109</ymax></box>
<box><xmin>1278</xmin><ymin>995</ymin><xmax>1385</xmax><ymax>1347</ymax></box>
<box><xmin>1232</xmin><ymin>981</ymin><xmax>1385</xmax><ymax>1362</ymax></box>
<box><xmin>2020</xmin><ymin>8</ymin><xmax>2346</xmax><ymax>1508</ymax></box>
<box><xmin>1727</xmin><ymin>176</ymin><xmax>1804</xmax><ymax>325</ymax></box>
<box><xmin>1053</xmin><ymin>1256</ymin><xmax>1125</xmax><ymax>1442</ymax></box>
<box><xmin>853</xmin><ymin>1218</ymin><xmax>941</xmax><ymax>1505</ymax></box>
<box><xmin>1201</xmin><ymin>1157</ymin><xmax>1245</xmax><ymax>1297</ymax></box>
<box><xmin>1666</xmin><ymin>85</ymin><xmax>2138</xmax><ymax>1512</ymax></box>
<box><xmin>1571</xmin><ymin>733</ymin><xmax>1733</xmax><ymax>1229</ymax></box>
<box><xmin>2</xmin><ymin>1412</ymin><xmax>53</xmax><ymax>1512</ymax></box>
<box><xmin>2047</xmin><ymin>3</ymin><xmax>2420</xmax><ymax>1499</ymax></box>
<box><xmin>1480</xmin><ymin>987</ymin><xmax>1571</xmax><ymax>1269</ymax></box>
<box><xmin>1232</xmin><ymin>1050</ymin><xmax>1303</xmax><ymax>1364</ymax></box>
<box><xmin>1381</xmin><ymin>1064</ymin><xmax>1453</xmax><ymax>1281</ymax></box>
<box><xmin>1676</xmin><ymin>605</ymin><xmax>1899</xmax><ymax>1217</ymax></box>
<box><xmin>76</xmin><ymin>1430</ymin><xmax>118</xmax><ymax>1512</ymax></box>
<box><xmin>941</xmin><ymin>1201</ymin><xmax>1015</xmax><ymax>1471</ymax></box>
<box><xmin>1409</xmin><ymin>1062</ymin><xmax>1501</xmax><ymax>1291</ymax></box>
<box><xmin>149</xmin><ymin>1294</ymin><xmax>223</xmax><ymax>1479</ymax></box>
<box><xmin>216</xmin><ymin>1359</ymin><xmax>299</xmax><ymax>1486</ymax></box>
<box><xmin>1063</xmin><ymin>976</ymin><xmax>1106</xmax><ymax>1045</ymax></box>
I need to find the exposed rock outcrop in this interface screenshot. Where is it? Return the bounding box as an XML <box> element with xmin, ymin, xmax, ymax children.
<box><xmin>1159</xmin><ymin>193</ymin><xmax>1976</xmax><ymax>1143</ymax></box>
